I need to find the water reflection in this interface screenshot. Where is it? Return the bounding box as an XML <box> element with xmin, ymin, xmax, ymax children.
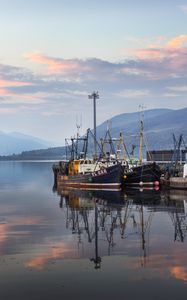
<box><xmin>55</xmin><ymin>187</ymin><xmax>187</xmax><ymax>274</ymax></box>
<box><xmin>1</xmin><ymin>162</ymin><xmax>187</xmax><ymax>300</ymax></box>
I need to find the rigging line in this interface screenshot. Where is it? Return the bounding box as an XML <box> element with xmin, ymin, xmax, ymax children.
<box><xmin>144</xmin><ymin>134</ymin><xmax>153</xmax><ymax>161</ymax></box>
<box><xmin>88</xmin><ymin>128</ymin><xmax>104</xmax><ymax>155</ymax></box>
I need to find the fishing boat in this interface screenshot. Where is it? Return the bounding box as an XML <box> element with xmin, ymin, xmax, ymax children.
<box><xmin>123</xmin><ymin>162</ymin><xmax>161</xmax><ymax>188</ymax></box>
<box><xmin>54</xmin><ymin>158</ymin><xmax>123</xmax><ymax>190</ymax></box>
<box><xmin>160</xmin><ymin>135</ymin><xmax>187</xmax><ymax>189</ymax></box>
<box><xmin>123</xmin><ymin>114</ymin><xmax>161</xmax><ymax>188</ymax></box>
<box><xmin>53</xmin><ymin>92</ymin><xmax>124</xmax><ymax>191</ymax></box>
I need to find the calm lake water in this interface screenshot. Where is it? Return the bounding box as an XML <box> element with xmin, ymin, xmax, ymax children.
<box><xmin>0</xmin><ymin>161</ymin><xmax>187</xmax><ymax>300</ymax></box>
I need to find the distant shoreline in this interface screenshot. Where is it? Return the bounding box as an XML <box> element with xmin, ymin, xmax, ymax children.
<box><xmin>0</xmin><ymin>159</ymin><xmax>59</xmax><ymax>162</ymax></box>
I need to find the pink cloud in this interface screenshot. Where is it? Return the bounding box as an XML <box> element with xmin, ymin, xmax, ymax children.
<box><xmin>0</xmin><ymin>79</ymin><xmax>44</xmax><ymax>106</ymax></box>
<box><xmin>132</xmin><ymin>48</ymin><xmax>164</xmax><ymax>61</ymax></box>
<box><xmin>124</xmin><ymin>35</ymin><xmax>187</xmax><ymax>77</ymax></box>
<box><xmin>0</xmin><ymin>88</ymin><xmax>9</xmax><ymax>96</ymax></box>
<box><xmin>166</xmin><ymin>35</ymin><xmax>187</xmax><ymax>48</ymax></box>
<box><xmin>0</xmin><ymin>87</ymin><xmax>39</xmax><ymax>103</ymax></box>
<box><xmin>0</xmin><ymin>79</ymin><xmax>33</xmax><ymax>88</ymax></box>
<box><xmin>0</xmin><ymin>108</ymin><xmax>17</xmax><ymax>113</ymax></box>
<box><xmin>131</xmin><ymin>35</ymin><xmax>187</xmax><ymax>61</ymax></box>
<box><xmin>26</xmin><ymin>52</ymin><xmax>87</xmax><ymax>75</ymax></box>
<box><xmin>0</xmin><ymin>79</ymin><xmax>36</xmax><ymax>104</ymax></box>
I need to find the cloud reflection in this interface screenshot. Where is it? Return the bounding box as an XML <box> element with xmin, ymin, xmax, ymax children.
<box><xmin>25</xmin><ymin>242</ymin><xmax>74</xmax><ymax>270</ymax></box>
<box><xmin>170</xmin><ymin>266</ymin><xmax>187</xmax><ymax>283</ymax></box>
<box><xmin>0</xmin><ymin>224</ymin><xmax>10</xmax><ymax>247</ymax></box>
<box><xmin>0</xmin><ymin>216</ymin><xmax>46</xmax><ymax>254</ymax></box>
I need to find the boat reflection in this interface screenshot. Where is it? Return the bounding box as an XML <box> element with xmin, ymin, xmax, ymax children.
<box><xmin>56</xmin><ymin>188</ymin><xmax>187</xmax><ymax>269</ymax></box>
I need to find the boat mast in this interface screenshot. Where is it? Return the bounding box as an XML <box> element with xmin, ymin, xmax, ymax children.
<box><xmin>88</xmin><ymin>91</ymin><xmax>99</xmax><ymax>159</ymax></box>
<box><xmin>76</xmin><ymin>115</ymin><xmax>82</xmax><ymax>139</ymax></box>
<box><xmin>139</xmin><ymin>105</ymin><xmax>145</xmax><ymax>165</ymax></box>
<box><xmin>139</xmin><ymin>120</ymin><xmax>143</xmax><ymax>165</ymax></box>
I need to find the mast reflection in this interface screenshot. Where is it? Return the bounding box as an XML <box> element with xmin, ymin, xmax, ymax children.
<box><xmin>56</xmin><ymin>188</ymin><xmax>187</xmax><ymax>269</ymax></box>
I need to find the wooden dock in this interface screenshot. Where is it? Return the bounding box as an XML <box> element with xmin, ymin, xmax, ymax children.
<box><xmin>169</xmin><ymin>177</ymin><xmax>187</xmax><ymax>189</ymax></box>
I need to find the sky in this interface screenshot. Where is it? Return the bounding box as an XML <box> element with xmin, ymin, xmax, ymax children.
<box><xmin>0</xmin><ymin>0</ymin><xmax>187</xmax><ymax>145</ymax></box>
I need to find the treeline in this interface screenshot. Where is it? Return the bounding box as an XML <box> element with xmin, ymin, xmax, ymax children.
<box><xmin>0</xmin><ymin>146</ymin><xmax>66</xmax><ymax>160</ymax></box>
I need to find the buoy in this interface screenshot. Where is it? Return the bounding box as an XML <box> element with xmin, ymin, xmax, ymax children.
<box><xmin>154</xmin><ymin>186</ymin><xmax>159</xmax><ymax>191</ymax></box>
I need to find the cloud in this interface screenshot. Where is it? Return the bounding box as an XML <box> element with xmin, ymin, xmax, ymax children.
<box><xmin>41</xmin><ymin>110</ymin><xmax>66</xmax><ymax>117</ymax></box>
<box><xmin>166</xmin><ymin>35</ymin><xmax>187</xmax><ymax>48</ymax></box>
<box><xmin>0</xmin><ymin>88</ymin><xmax>9</xmax><ymax>96</ymax></box>
<box><xmin>26</xmin><ymin>53</ymin><xmax>122</xmax><ymax>83</ymax></box>
<box><xmin>167</xmin><ymin>85</ymin><xmax>187</xmax><ymax>92</ymax></box>
<box><xmin>26</xmin><ymin>52</ymin><xmax>90</xmax><ymax>75</ymax></box>
<box><xmin>115</xmin><ymin>89</ymin><xmax>150</xmax><ymax>98</ymax></box>
<box><xmin>0</xmin><ymin>64</ymin><xmax>42</xmax><ymax>106</ymax></box>
<box><xmin>0</xmin><ymin>34</ymin><xmax>187</xmax><ymax>121</ymax></box>
<box><xmin>25</xmin><ymin>36</ymin><xmax>187</xmax><ymax>86</ymax></box>
<box><xmin>130</xmin><ymin>35</ymin><xmax>187</xmax><ymax>61</ymax></box>
<box><xmin>0</xmin><ymin>79</ymin><xmax>33</xmax><ymax>88</ymax></box>
<box><xmin>0</xmin><ymin>86</ymin><xmax>45</xmax><ymax>106</ymax></box>
<box><xmin>132</xmin><ymin>48</ymin><xmax>163</xmax><ymax>61</ymax></box>
<box><xmin>178</xmin><ymin>5</ymin><xmax>187</xmax><ymax>14</ymax></box>
<box><xmin>123</xmin><ymin>35</ymin><xmax>187</xmax><ymax>82</ymax></box>
<box><xmin>162</xmin><ymin>92</ymin><xmax>179</xmax><ymax>98</ymax></box>
<box><xmin>0</xmin><ymin>107</ymin><xmax>18</xmax><ymax>113</ymax></box>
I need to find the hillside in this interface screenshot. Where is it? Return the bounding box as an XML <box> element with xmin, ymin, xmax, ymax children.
<box><xmin>0</xmin><ymin>132</ymin><xmax>54</xmax><ymax>155</ymax></box>
<box><xmin>0</xmin><ymin>147</ymin><xmax>65</xmax><ymax>161</ymax></box>
<box><xmin>96</xmin><ymin>108</ymin><xmax>187</xmax><ymax>153</ymax></box>
<box><xmin>0</xmin><ymin>107</ymin><xmax>186</xmax><ymax>160</ymax></box>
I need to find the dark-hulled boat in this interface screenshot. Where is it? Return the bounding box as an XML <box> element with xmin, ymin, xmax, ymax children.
<box><xmin>122</xmin><ymin>116</ymin><xmax>161</xmax><ymax>188</ymax></box>
<box><xmin>54</xmin><ymin>159</ymin><xmax>123</xmax><ymax>190</ymax></box>
<box><xmin>123</xmin><ymin>162</ymin><xmax>161</xmax><ymax>187</ymax></box>
<box><xmin>53</xmin><ymin>91</ymin><xmax>124</xmax><ymax>191</ymax></box>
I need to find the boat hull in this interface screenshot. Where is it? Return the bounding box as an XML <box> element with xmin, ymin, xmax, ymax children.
<box><xmin>123</xmin><ymin>163</ymin><xmax>161</xmax><ymax>187</ymax></box>
<box><xmin>57</xmin><ymin>163</ymin><xmax>123</xmax><ymax>191</ymax></box>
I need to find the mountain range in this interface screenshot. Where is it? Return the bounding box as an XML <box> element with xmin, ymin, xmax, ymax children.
<box><xmin>97</xmin><ymin>107</ymin><xmax>187</xmax><ymax>152</ymax></box>
<box><xmin>0</xmin><ymin>132</ymin><xmax>54</xmax><ymax>156</ymax></box>
<box><xmin>0</xmin><ymin>107</ymin><xmax>186</xmax><ymax>160</ymax></box>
